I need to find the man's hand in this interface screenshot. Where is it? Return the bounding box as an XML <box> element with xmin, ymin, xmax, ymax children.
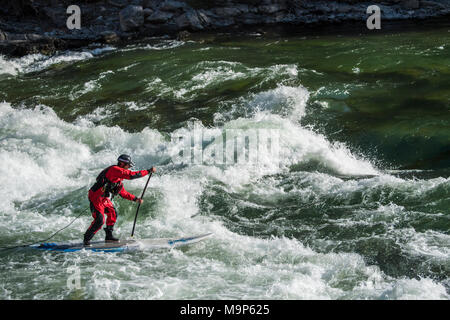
<box><xmin>148</xmin><ymin>167</ymin><xmax>156</xmax><ymax>173</ymax></box>
<box><xmin>135</xmin><ymin>198</ymin><xmax>144</xmax><ymax>204</ymax></box>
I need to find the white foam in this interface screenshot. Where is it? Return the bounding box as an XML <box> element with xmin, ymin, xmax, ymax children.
<box><xmin>243</xmin><ymin>85</ymin><xmax>309</xmax><ymax>121</ymax></box>
<box><xmin>1</xmin><ymin>102</ymin><xmax>446</xmax><ymax>300</ymax></box>
<box><xmin>0</xmin><ymin>102</ymin><xmax>165</xmax><ymax>215</ymax></box>
<box><xmin>0</xmin><ymin>46</ymin><xmax>116</xmax><ymax>76</ymax></box>
<box><xmin>0</xmin><ymin>103</ymin><xmax>89</xmax><ymax>214</ymax></box>
<box><xmin>117</xmin><ymin>63</ymin><xmax>140</xmax><ymax>72</ymax></box>
<box><xmin>144</xmin><ymin>62</ymin><xmax>299</xmax><ymax>102</ymax></box>
<box><xmin>74</xmin><ymin>106</ymin><xmax>117</xmax><ymax>123</ymax></box>
<box><xmin>119</xmin><ymin>40</ymin><xmax>186</xmax><ymax>53</ymax></box>
<box><xmin>124</xmin><ymin>101</ymin><xmax>148</xmax><ymax>111</ymax></box>
<box><xmin>69</xmin><ymin>70</ymin><xmax>114</xmax><ymax>100</ymax></box>
<box><xmin>402</xmin><ymin>229</ymin><xmax>450</xmax><ymax>260</ymax></box>
<box><xmin>0</xmin><ymin>53</ymin><xmax>45</xmax><ymax>76</ymax></box>
<box><xmin>380</xmin><ymin>278</ymin><xmax>449</xmax><ymax>300</ymax></box>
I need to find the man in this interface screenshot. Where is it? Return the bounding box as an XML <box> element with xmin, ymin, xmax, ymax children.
<box><xmin>83</xmin><ymin>154</ymin><xmax>156</xmax><ymax>246</ymax></box>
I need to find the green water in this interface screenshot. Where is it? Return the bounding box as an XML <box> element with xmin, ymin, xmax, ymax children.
<box><xmin>0</xmin><ymin>23</ymin><xmax>449</xmax><ymax>299</ymax></box>
<box><xmin>1</xmin><ymin>27</ymin><xmax>449</xmax><ymax>169</ymax></box>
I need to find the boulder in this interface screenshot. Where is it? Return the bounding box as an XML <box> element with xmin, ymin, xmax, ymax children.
<box><xmin>4</xmin><ymin>33</ymin><xmax>27</xmax><ymax>41</ymax></box>
<box><xmin>119</xmin><ymin>5</ymin><xmax>144</xmax><ymax>32</ymax></box>
<box><xmin>101</xmin><ymin>31</ymin><xmax>120</xmax><ymax>43</ymax></box>
<box><xmin>209</xmin><ymin>17</ymin><xmax>235</xmax><ymax>28</ymax></box>
<box><xmin>235</xmin><ymin>4</ymin><xmax>250</xmax><ymax>14</ymax></box>
<box><xmin>159</xmin><ymin>1</ymin><xmax>187</xmax><ymax>11</ymax></box>
<box><xmin>107</xmin><ymin>0</ymin><xmax>129</xmax><ymax>8</ymax></box>
<box><xmin>175</xmin><ymin>10</ymin><xmax>204</xmax><ymax>30</ymax></box>
<box><xmin>241</xmin><ymin>13</ymin><xmax>260</xmax><ymax>25</ymax></box>
<box><xmin>421</xmin><ymin>1</ymin><xmax>446</xmax><ymax>9</ymax></box>
<box><xmin>402</xmin><ymin>0</ymin><xmax>420</xmax><ymax>9</ymax></box>
<box><xmin>214</xmin><ymin>7</ymin><xmax>241</xmax><ymax>17</ymax></box>
<box><xmin>146</xmin><ymin>10</ymin><xmax>174</xmax><ymax>23</ymax></box>
<box><xmin>258</xmin><ymin>4</ymin><xmax>286</xmax><ymax>14</ymax></box>
<box><xmin>25</xmin><ymin>34</ymin><xmax>45</xmax><ymax>41</ymax></box>
<box><xmin>197</xmin><ymin>10</ymin><xmax>212</xmax><ymax>26</ymax></box>
<box><xmin>177</xmin><ymin>30</ymin><xmax>191</xmax><ymax>41</ymax></box>
<box><xmin>42</xmin><ymin>6</ymin><xmax>66</xmax><ymax>27</ymax></box>
<box><xmin>337</xmin><ymin>4</ymin><xmax>353</xmax><ymax>14</ymax></box>
<box><xmin>143</xmin><ymin>8</ymin><xmax>154</xmax><ymax>17</ymax></box>
<box><xmin>143</xmin><ymin>0</ymin><xmax>164</xmax><ymax>10</ymax></box>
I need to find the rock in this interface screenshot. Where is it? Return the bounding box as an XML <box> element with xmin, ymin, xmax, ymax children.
<box><xmin>142</xmin><ymin>22</ymin><xmax>180</xmax><ymax>36</ymax></box>
<box><xmin>241</xmin><ymin>13</ymin><xmax>260</xmax><ymax>25</ymax></box>
<box><xmin>258</xmin><ymin>4</ymin><xmax>286</xmax><ymax>14</ymax></box>
<box><xmin>0</xmin><ymin>37</ymin><xmax>66</xmax><ymax>57</ymax></box>
<box><xmin>337</xmin><ymin>4</ymin><xmax>353</xmax><ymax>14</ymax></box>
<box><xmin>159</xmin><ymin>0</ymin><xmax>187</xmax><ymax>12</ymax></box>
<box><xmin>25</xmin><ymin>34</ymin><xmax>45</xmax><ymax>41</ymax></box>
<box><xmin>119</xmin><ymin>5</ymin><xmax>144</xmax><ymax>32</ymax></box>
<box><xmin>0</xmin><ymin>30</ymin><xmax>6</xmax><ymax>41</ymax></box>
<box><xmin>4</xmin><ymin>33</ymin><xmax>27</xmax><ymax>41</ymax></box>
<box><xmin>107</xmin><ymin>0</ymin><xmax>129</xmax><ymax>8</ymax></box>
<box><xmin>1</xmin><ymin>0</ymin><xmax>39</xmax><ymax>17</ymax></box>
<box><xmin>175</xmin><ymin>10</ymin><xmax>204</xmax><ymax>30</ymax></box>
<box><xmin>248</xmin><ymin>5</ymin><xmax>259</xmax><ymax>13</ymax></box>
<box><xmin>177</xmin><ymin>30</ymin><xmax>191</xmax><ymax>41</ymax></box>
<box><xmin>197</xmin><ymin>10</ymin><xmax>212</xmax><ymax>26</ymax></box>
<box><xmin>235</xmin><ymin>4</ymin><xmax>249</xmax><ymax>14</ymax></box>
<box><xmin>314</xmin><ymin>3</ymin><xmax>332</xmax><ymax>14</ymax></box>
<box><xmin>209</xmin><ymin>17</ymin><xmax>235</xmax><ymax>28</ymax></box>
<box><xmin>101</xmin><ymin>31</ymin><xmax>120</xmax><ymax>43</ymax></box>
<box><xmin>42</xmin><ymin>6</ymin><xmax>66</xmax><ymax>27</ymax></box>
<box><xmin>146</xmin><ymin>10</ymin><xmax>174</xmax><ymax>23</ymax></box>
<box><xmin>421</xmin><ymin>0</ymin><xmax>445</xmax><ymax>9</ymax></box>
<box><xmin>403</xmin><ymin>0</ymin><xmax>420</xmax><ymax>9</ymax></box>
<box><xmin>196</xmin><ymin>9</ymin><xmax>217</xmax><ymax>19</ymax></box>
<box><xmin>143</xmin><ymin>8</ymin><xmax>154</xmax><ymax>17</ymax></box>
<box><xmin>143</xmin><ymin>0</ymin><xmax>165</xmax><ymax>10</ymax></box>
<box><xmin>214</xmin><ymin>7</ymin><xmax>241</xmax><ymax>17</ymax></box>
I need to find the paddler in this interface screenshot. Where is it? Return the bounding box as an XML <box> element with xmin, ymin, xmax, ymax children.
<box><xmin>83</xmin><ymin>154</ymin><xmax>156</xmax><ymax>246</ymax></box>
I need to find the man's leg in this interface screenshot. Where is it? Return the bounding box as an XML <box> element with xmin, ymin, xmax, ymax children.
<box><xmin>83</xmin><ymin>201</ymin><xmax>105</xmax><ymax>245</ymax></box>
<box><xmin>104</xmin><ymin>200</ymin><xmax>119</xmax><ymax>242</ymax></box>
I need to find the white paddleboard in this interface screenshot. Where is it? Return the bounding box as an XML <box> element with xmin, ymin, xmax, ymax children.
<box><xmin>31</xmin><ymin>233</ymin><xmax>213</xmax><ymax>253</ymax></box>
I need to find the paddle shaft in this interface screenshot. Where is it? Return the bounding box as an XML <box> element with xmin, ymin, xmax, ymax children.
<box><xmin>131</xmin><ymin>171</ymin><xmax>153</xmax><ymax>237</ymax></box>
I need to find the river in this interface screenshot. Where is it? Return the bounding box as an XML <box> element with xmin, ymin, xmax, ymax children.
<box><xmin>0</xmin><ymin>23</ymin><xmax>449</xmax><ymax>299</ymax></box>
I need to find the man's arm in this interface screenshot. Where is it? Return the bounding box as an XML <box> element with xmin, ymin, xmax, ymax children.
<box><xmin>107</xmin><ymin>166</ymin><xmax>150</xmax><ymax>180</ymax></box>
<box><xmin>118</xmin><ymin>186</ymin><xmax>142</xmax><ymax>203</ymax></box>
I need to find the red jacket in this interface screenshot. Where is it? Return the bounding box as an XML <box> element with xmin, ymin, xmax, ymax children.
<box><xmin>89</xmin><ymin>165</ymin><xmax>149</xmax><ymax>202</ymax></box>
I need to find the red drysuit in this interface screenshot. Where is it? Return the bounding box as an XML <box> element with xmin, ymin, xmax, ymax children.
<box><xmin>86</xmin><ymin>165</ymin><xmax>149</xmax><ymax>235</ymax></box>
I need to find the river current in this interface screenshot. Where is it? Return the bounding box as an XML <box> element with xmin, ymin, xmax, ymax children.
<box><xmin>0</xmin><ymin>24</ymin><xmax>449</xmax><ymax>299</ymax></box>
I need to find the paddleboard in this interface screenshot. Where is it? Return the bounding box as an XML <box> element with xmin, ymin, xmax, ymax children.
<box><xmin>30</xmin><ymin>233</ymin><xmax>213</xmax><ymax>253</ymax></box>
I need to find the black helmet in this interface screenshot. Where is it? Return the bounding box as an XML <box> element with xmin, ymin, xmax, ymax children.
<box><xmin>117</xmin><ymin>154</ymin><xmax>134</xmax><ymax>167</ymax></box>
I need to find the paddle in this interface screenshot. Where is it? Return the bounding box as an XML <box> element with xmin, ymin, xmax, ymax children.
<box><xmin>131</xmin><ymin>171</ymin><xmax>153</xmax><ymax>237</ymax></box>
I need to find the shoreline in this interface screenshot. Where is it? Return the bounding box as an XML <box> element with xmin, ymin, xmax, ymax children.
<box><xmin>1</xmin><ymin>0</ymin><xmax>449</xmax><ymax>57</ymax></box>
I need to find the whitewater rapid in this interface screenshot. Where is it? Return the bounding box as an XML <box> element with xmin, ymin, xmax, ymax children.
<box><xmin>0</xmin><ymin>42</ymin><xmax>448</xmax><ymax>300</ymax></box>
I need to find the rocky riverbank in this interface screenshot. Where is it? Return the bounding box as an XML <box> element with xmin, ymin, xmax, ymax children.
<box><xmin>1</xmin><ymin>0</ymin><xmax>449</xmax><ymax>57</ymax></box>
